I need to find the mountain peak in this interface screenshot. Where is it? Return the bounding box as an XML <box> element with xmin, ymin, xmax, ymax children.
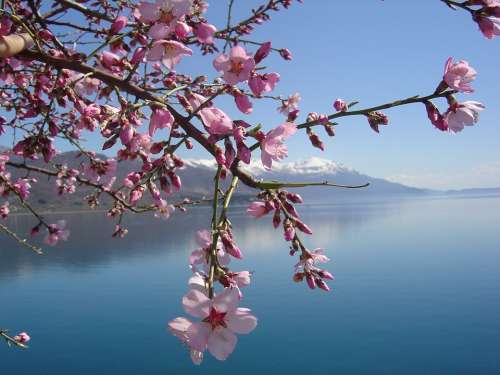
<box><xmin>183</xmin><ymin>157</ymin><xmax>352</xmax><ymax>176</ymax></box>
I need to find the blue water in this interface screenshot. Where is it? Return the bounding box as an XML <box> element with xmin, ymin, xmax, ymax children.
<box><xmin>1</xmin><ymin>196</ymin><xmax>499</xmax><ymax>374</ymax></box>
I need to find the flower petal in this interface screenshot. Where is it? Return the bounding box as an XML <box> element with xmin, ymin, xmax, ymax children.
<box><xmin>213</xmin><ymin>287</ymin><xmax>239</xmax><ymax>313</ymax></box>
<box><xmin>207</xmin><ymin>327</ymin><xmax>237</xmax><ymax>361</ymax></box>
<box><xmin>186</xmin><ymin>321</ymin><xmax>210</xmax><ymax>352</ymax></box>
<box><xmin>226</xmin><ymin>307</ymin><xmax>257</xmax><ymax>334</ymax></box>
<box><xmin>182</xmin><ymin>289</ymin><xmax>211</xmax><ymax>318</ymax></box>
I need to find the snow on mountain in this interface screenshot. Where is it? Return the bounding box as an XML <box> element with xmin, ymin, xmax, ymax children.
<box><xmin>182</xmin><ymin>157</ymin><xmax>354</xmax><ymax>176</ymax></box>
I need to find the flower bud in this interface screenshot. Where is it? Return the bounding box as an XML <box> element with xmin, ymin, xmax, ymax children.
<box><xmin>316</xmin><ymin>279</ymin><xmax>331</xmax><ymax>292</ymax></box>
<box><xmin>306</xmin><ymin>274</ymin><xmax>316</xmax><ymax>289</ymax></box>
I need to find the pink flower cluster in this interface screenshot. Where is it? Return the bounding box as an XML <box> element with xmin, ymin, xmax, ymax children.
<box><xmin>169</xmin><ymin>228</ymin><xmax>255</xmax><ymax>364</ymax></box>
<box><xmin>425</xmin><ymin>58</ymin><xmax>484</xmax><ymax>133</ymax></box>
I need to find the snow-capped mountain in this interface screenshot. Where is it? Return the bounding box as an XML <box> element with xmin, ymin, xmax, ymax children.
<box><xmin>181</xmin><ymin>157</ymin><xmax>425</xmax><ymax>201</ymax></box>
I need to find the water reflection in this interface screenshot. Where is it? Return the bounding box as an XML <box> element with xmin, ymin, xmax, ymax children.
<box><xmin>0</xmin><ymin>196</ymin><xmax>499</xmax><ymax>374</ymax></box>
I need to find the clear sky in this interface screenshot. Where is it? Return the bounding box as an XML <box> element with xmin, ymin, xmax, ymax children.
<box><xmin>4</xmin><ymin>1</ymin><xmax>500</xmax><ymax>190</ymax></box>
<box><xmin>196</xmin><ymin>0</ymin><xmax>500</xmax><ymax>190</ymax></box>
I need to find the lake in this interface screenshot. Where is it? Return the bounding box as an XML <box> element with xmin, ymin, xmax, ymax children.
<box><xmin>1</xmin><ymin>195</ymin><xmax>499</xmax><ymax>374</ymax></box>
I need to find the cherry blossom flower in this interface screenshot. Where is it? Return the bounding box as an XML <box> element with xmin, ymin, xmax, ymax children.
<box><xmin>294</xmin><ymin>248</ymin><xmax>332</xmax><ymax>291</ymax></box>
<box><xmin>44</xmin><ymin>220</ymin><xmax>70</xmax><ymax>246</ymax></box>
<box><xmin>234</xmin><ymin>93</ymin><xmax>253</xmax><ymax>114</ymax></box>
<box><xmin>175</xmin><ymin>21</ymin><xmax>192</xmax><ymax>39</ymax></box>
<box><xmin>111</xmin><ymin>16</ymin><xmax>128</xmax><ymax>34</ymax></box>
<box><xmin>154</xmin><ymin>199</ymin><xmax>175</xmax><ymax>220</ymax></box>
<box><xmin>120</xmin><ymin>123</ymin><xmax>135</xmax><ymax>145</ymax></box>
<box><xmin>202</xmin><ymin>108</ymin><xmax>234</xmax><ymax>135</ymax></box>
<box><xmin>248</xmin><ymin>72</ymin><xmax>280</xmax><ymax>97</ymax></box>
<box><xmin>169</xmin><ymin>287</ymin><xmax>257</xmax><ymax>361</ymax></box>
<box><xmin>473</xmin><ymin>10</ymin><xmax>500</xmax><ymax>39</ymax></box>
<box><xmin>13</xmin><ymin>332</ymin><xmax>30</xmax><ymax>344</ymax></box>
<box><xmin>278</xmin><ymin>93</ymin><xmax>301</xmax><ymax>114</ymax></box>
<box><xmin>168</xmin><ymin>317</ymin><xmax>204</xmax><ymax>365</ymax></box>
<box><xmin>13</xmin><ymin>178</ymin><xmax>35</xmax><ymax>200</ymax></box>
<box><xmin>213</xmin><ymin>45</ymin><xmax>255</xmax><ymax>85</ymax></box>
<box><xmin>444</xmin><ymin>101</ymin><xmax>485</xmax><ymax>133</ymax></box>
<box><xmin>189</xmin><ymin>229</ymin><xmax>230</xmax><ymax>271</ymax></box>
<box><xmin>149</xmin><ymin>107</ymin><xmax>174</xmax><ymax>136</ymax></box>
<box><xmin>187</xmin><ymin>93</ymin><xmax>233</xmax><ymax>135</ymax></box>
<box><xmin>137</xmin><ymin>0</ymin><xmax>193</xmax><ymax>25</ymax></box>
<box><xmin>443</xmin><ymin>57</ymin><xmax>477</xmax><ymax>93</ymax></box>
<box><xmin>194</xmin><ymin>23</ymin><xmax>216</xmax><ymax>44</ymax></box>
<box><xmin>147</xmin><ymin>40</ymin><xmax>192</xmax><ymax>69</ymax></box>
<box><xmin>246</xmin><ymin>201</ymin><xmax>271</xmax><ymax>218</ymax></box>
<box><xmin>260</xmin><ymin>122</ymin><xmax>297</xmax><ymax>170</ymax></box>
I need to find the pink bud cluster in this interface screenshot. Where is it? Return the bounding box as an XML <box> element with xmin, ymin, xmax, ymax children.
<box><xmin>247</xmin><ymin>189</ymin><xmax>333</xmax><ymax>292</ymax></box>
<box><xmin>169</xmin><ymin>225</ymin><xmax>255</xmax><ymax>364</ymax></box>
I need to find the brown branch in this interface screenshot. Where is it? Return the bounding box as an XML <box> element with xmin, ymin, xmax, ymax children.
<box><xmin>18</xmin><ymin>49</ymin><xmax>262</xmax><ymax>188</ymax></box>
<box><xmin>0</xmin><ymin>33</ymin><xmax>34</xmax><ymax>58</ymax></box>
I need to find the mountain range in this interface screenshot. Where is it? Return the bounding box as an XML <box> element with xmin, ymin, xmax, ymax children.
<box><xmin>4</xmin><ymin>152</ymin><xmax>500</xmax><ymax>212</ymax></box>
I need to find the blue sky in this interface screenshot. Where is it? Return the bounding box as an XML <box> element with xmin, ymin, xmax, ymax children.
<box><xmin>196</xmin><ymin>0</ymin><xmax>500</xmax><ymax>190</ymax></box>
<box><xmin>4</xmin><ymin>1</ymin><xmax>499</xmax><ymax>189</ymax></box>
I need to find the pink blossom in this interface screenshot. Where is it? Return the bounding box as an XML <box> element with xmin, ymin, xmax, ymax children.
<box><xmin>186</xmin><ymin>93</ymin><xmax>233</xmax><ymax>135</ymax></box>
<box><xmin>149</xmin><ymin>107</ymin><xmax>174</xmax><ymax>136</ymax></box>
<box><xmin>424</xmin><ymin>101</ymin><xmax>448</xmax><ymax>131</ymax></box>
<box><xmin>111</xmin><ymin>16</ymin><xmax>128</xmax><ymax>34</ymax></box>
<box><xmin>0</xmin><ymin>201</ymin><xmax>9</xmax><ymax>219</ymax></box>
<box><xmin>260</xmin><ymin>122</ymin><xmax>297</xmax><ymax>170</ymax></box>
<box><xmin>234</xmin><ymin>93</ymin><xmax>253</xmax><ymax>114</ymax></box>
<box><xmin>246</xmin><ymin>201</ymin><xmax>271</xmax><ymax>218</ymax></box>
<box><xmin>130</xmin><ymin>47</ymin><xmax>147</xmax><ymax>65</ymax></box>
<box><xmin>44</xmin><ymin>220</ymin><xmax>70</xmax><ymax>246</ymax></box>
<box><xmin>13</xmin><ymin>178</ymin><xmax>35</xmax><ymax>200</ymax></box>
<box><xmin>473</xmin><ymin>12</ymin><xmax>500</xmax><ymax>39</ymax></box>
<box><xmin>254</xmin><ymin>41</ymin><xmax>272</xmax><ymax>64</ymax></box>
<box><xmin>189</xmin><ymin>229</ymin><xmax>230</xmax><ymax>270</ymax></box>
<box><xmin>199</xmin><ymin>107</ymin><xmax>233</xmax><ymax>135</ymax></box>
<box><xmin>279</xmin><ymin>48</ymin><xmax>293</xmax><ymax>60</ymax></box>
<box><xmin>120</xmin><ymin>123</ymin><xmax>135</xmax><ymax>145</ymax></box>
<box><xmin>136</xmin><ymin>0</ymin><xmax>193</xmax><ymax>25</ymax></box>
<box><xmin>147</xmin><ymin>40</ymin><xmax>192</xmax><ymax>69</ymax></box>
<box><xmin>194</xmin><ymin>23</ymin><xmax>216</xmax><ymax>44</ymax></box>
<box><xmin>443</xmin><ymin>57</ymin><xmax>477</xmax><ymax>93</ymax></box>
<box><xmin>294</xmin><ymin>249</ymin><xmax>329</xmax><ymax>272</ymax></box>
<box><xmin>367</xmin><ymin>111</ymin><xmax>389</xmax><ymax>133</ymax></box>
<box><xmin>154</xmin><ymin>199</ymin><xmax>175</xmax><ymax>220</ymax></box>
<box><xmin>100</xmin><ymin>51</ymin><xmax>120</xmax><ymax>70</ymax></box>
<box><xmin>0</xmin><ymin>153</ymin><xmax>9</xmax><ymax>172</ymax></box>
<box><xmin>170</xmin><ymin>287</ymin><xmax>257</xmax><ymax>361</ymax></box>
<box><xmin>73</xmin><ymin>76</ymin><xmax>100</xmax><ymax>97</ymax></box>
<box><xmin>175</xmin><ymin>21</ymin><xmax>192</xmax><ymax>39</ymax></box>
<box><xmin>0</xmin><ymin>16</ymin><xmax>12</xmax><ymax>36</ymax></box>
<box><xmin>333</xmin><ymin>98</ymin><xmax>347</xmax><ymax>112</ymax></box>
<box><xmin>213</xmin><ymin>45</ymin><xmax>255</xmax><ymax>85</ymax></box>
<box><xmin>248</xmin><ymin>72</ymin><xmax>280</xmax><ymax>97</ymax></box>
<box><xmin>444</xmin><ymin>101</ymin><xmax>485</xmax><ymax>133</ymax></box>
<box><xmin>148</xmin><ymin>23</ymin><xmax>170</xmax><ymax>40</ymax></box>
<box><xmin>278</xmin><ymin>93</ymin><xmax>301</xmax><ymax>115</ymax></box>
<box><xmin>129</xmin><ymin>133</ymin><xmax>152</xmax><ymax>153</ymax></box>
<box><xmin>13</xmin><ymin>332</ymin><xmax>30</xmax><ymax>344</ymax></box>
<box><xmin>168</xmin><ymin>317</ymin><xmax>204</xmax><ymax>365</ymax></box>
<box><xmin>38</xmin><ymin>29</ymin><xmax>53</xmax><ymax>42</ymax></box>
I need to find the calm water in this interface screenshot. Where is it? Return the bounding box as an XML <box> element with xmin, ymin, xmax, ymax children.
<box><xmin>1</xmin><ymin>196</ymin><xmax>499</xmax><ymax>374</ymax></box>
